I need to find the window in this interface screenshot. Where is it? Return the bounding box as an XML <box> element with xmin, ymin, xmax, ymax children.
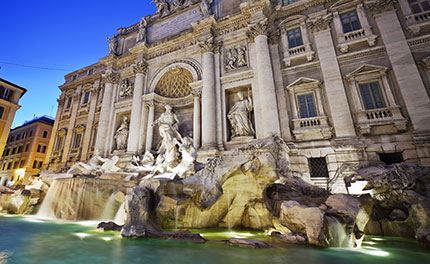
<box><xmin>378</xmin><ymin>153</ymin><xmax>404</xmax><ymax>165</ymax></box>
<box><xmin>19</xmin><ymin>160</ymin><xmax>25</xmax><ymax>168</ymax></box>
<box><xmin>309</xmin><ymin>158</ymin><xmax>329</xmax><ymax>178</ymax></box>
<box><xmin>409</xmin><ymin>0</ymin><xmax>430</xmax><ymax>13</ymax></box>
<box><xmin>17</xmin><ymin>146</ymin><xmax>22</xmax><ymax>153</ymax></box>
<box><xmin>287</xmin><ymin>28</ymin><xmax>303</xmax><ymax>48</ymax></box>
<box><xmin>72</xmin><ymin>133</ymin><xmax>82</xmax><ymax>149</ymax></box>
<box><xmin>0</xmin><ymin>106</ymin><xmax>4</xmax><ymax>119</ymax></box>
<box><xmin>55</xmin><ymin>136</ymin><xmax>64</xmax><ymax>151</ymax></box>
<box><xmin>37</xmin><ymin>145</ymin><xmax>41</xmax><ymax>153</ymax></box>
<box><xmin>32</xmin><ymin>160</ymin><xmax>38</xmax><ymax>169</ymax></box>
<box><xmin>7</xmin><ymin>162</ymin><xmax>12</xmax><ymax>170</ymax></box>
<box><xmin>5</xmin><ymin>149</ymin><xmax>10</xmax><ymax>156</ymax></box>
<box><xmin>11</xmin><ymin>148</ymin><xmax>16</xmax><ymax>155</ymax></box>
<box><xmin>43</xmin><ymin>130</ymin><xmax>48</xmax><ymax>138</ymax></box>
<box><xmin>65</xmin><ymin>97</ymin><xmax>73</xmax><ymax>109</ymax></box>
<box><xmin>29</xmin><ymin>130</ymin><xmax>33</xmax><ymax>137</ymax></box>
<box><xmin>16</xmin><ymin>134</ymin><xmax>21</xmax><ymax>141</ymax></box>
<box><xmin>0</xmin><ymin>87</ymin><xmax>12</xmax><ymax>101</ymax></box>
<box><xmin>297</xmin><ymin>93</ymin><xmax>317</xmax><ymax>118</ymax></box>
<box><xmin>41</xmin><ymin>145</ymin><xmax>46</xmax><ymax>154</ymax></box>
<box><xmin>9</xmin><ymin>135</ymin><xmax>14</xmax><ymax>142</ymax></box>
<box><xmin>340</xmin><ymin>10</ymin><xmax>361</xmax><ymax>33</ymax></box>
<box><xmin>283</xmin><ymin>0</ymin><xmax>298</xmax><ymax>5</ymax></box>
<box><xmin>82</xmin><ymin>91</ymin><xmax>90</xmax><ymax>104</ymax></box>
<box><xmin>25</xmin><ymin>144</ymin><xmax>29</xmax><ymax>152</ymax></box>
<box><xmin>2</xmin><ymin>163</ymin><xmax>6</xmax><ymax>170</ymax></box>
<box><xmin>359</xmin><ymin>82</ymin><xmax>386</xmax><ymax>110</ymax></box>
<box><xmin>88</xmin><ymin>69</ymin><xmax>94</xmax><ymax>75</ymax></box>
<box><xmin>13</xmin><ymin>161</ymin><xmax>18</xmax><ymax>169</ymax></box>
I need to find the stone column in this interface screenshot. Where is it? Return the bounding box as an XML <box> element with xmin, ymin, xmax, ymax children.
<box><xmin>308</xmin><ymin>15</ymin><xmax>356</xmax><ymax>138</ymax></box>
<box><xmin>289</xmin><ymin>90</ymin><xmax>299</xmax><ymax>119</ymax></box>
<box><xmin>248</xmin><ymin>19</ymin><xmax>281</xmax><ymax>138</ymax></box>
<box><xmin>192</xmin><ymin>90</ymin><xmax>201</xmax><ymax>149</ymax></box>
<box><xmin>62</xmin><ymin>90</ymin><xmax>81</xmax><ymax>163</ymax></box>
<box><xmin>138</xmin><ymin>103</ymin><xmax>149</xmax><ymax>153</ymax></box>
<box><xmin>367</xmin><ymin>0</ymin><xmax>430</xmax><ymax>132</ymax></box>
<box><xmin>95</xmin><ymin>71</ymin><xmax>119</xmax><ymax>155</ymax></box>
<box><xmin>81</xmin><ymin>83</ymin><xmax>100</xmax><ymax>160</ymax></box>
<box><xmin>43</xmin><ymin>94</ymin><xmax>65</xmax><ymax>166</ymax></box>
<box><xmin>145</xmin><ymin>101</ymin><xmax>155</xmax><ymax>152</ymax></box>
<box><xmin>199</xmin><ymin>37</ymin><xmax>218</xmax><ymax>149</ymax></box>
<box><xmin>127</xmin><ymin>60</ymin><xmax>147</xmax><ymax>153</ymax></box>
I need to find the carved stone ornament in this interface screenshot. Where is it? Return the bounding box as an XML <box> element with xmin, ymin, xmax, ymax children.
<box><xmin>365</xmin><ymin>0</ymin><xmax>397</xmax><ymax>15</ymax></box>
<box><xmin>103</xmin><ymin>71</ymin><xmax>120</xmax><ymax>84</ymax></box>
<box><xmin>191</xmin><ymin>89</ymin><xmax>202</xmax><ymax>98</ymax></box>
<box><xmin>153</xmin><ymin>0</ymin><xmax>170</xmax><ymax>17</ymax></box>
<box><xmin>198</xmin><ymin>36</ymin><xmax>221</xmax><ymax>53</ymax></box>
<box><xmin>133</xmin><ymin>60</ymin><xmax>148</xmax><ymax>74</ymax></box>
<box><xmin>247</xmin><ymin>19</ymin><xmax>269</xmax><ymax>39</ymax></box>
<box><xmin>106</xmin><ymin>34</ymin><xmax>118</xmax><ymax>55</ymax></box>
<box><xmin>307</xmin><ymin>14</ymin><xmax>333</xmax><ymax>34</ymax></box>
<box><xmin>119</xmin><ymin>79</ymin><xmax>133</xmax><ymax>98</ymax></box>
<box><xmin>224</xmin><ymin>45</ymin><xmax>248</xmax><ymax>71</ymax></box>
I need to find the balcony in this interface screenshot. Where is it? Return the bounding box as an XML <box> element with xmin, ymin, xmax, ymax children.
<box><xmin>405</xmin><ymin>10</ymin><xmax>430</xmax><ymax>35</ymax></box>
<box><xmin>355</xmin><ymin>106</ymin><xmax>407</xmax><ymax>135</ymax></box>
<box><xmin>337</xmin><ymin>27</ymin><xmax>377</xmax><ymax>53</ymax></box>
<box><xmin>292</xmin><ymin>116</ymin><xmax>333</xmax><ymax>141</ymax></box>
<box><xmin>283</xmin><ymin>43</ymin><xmax>315</xmax><ymax>67</ymax></box>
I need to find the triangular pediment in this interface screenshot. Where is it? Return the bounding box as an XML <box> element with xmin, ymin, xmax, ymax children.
<box><xmin>347</xmin><ymin>64</ymin><xmax>388</xmax><ymax>77</ymax></box>
<box><xmin>279</xmin><ymin>15</ymin><xmax>306</xmax><ymax>27</ymax></box>
<box><xmin>287</xmin><ymin>77</ymin><xmax>321</xmax><ymax>89</ymax></box>
<box><xmin>329</xmin><ymin>0</ymin><xmax>360</xmax><ymax>11</ymax></box>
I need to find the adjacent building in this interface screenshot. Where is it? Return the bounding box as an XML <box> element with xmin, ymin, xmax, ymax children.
<box><xmin>0</xmin><ymin>116</ymin><xmax>54</xmax><ymax>186</ymax></box>
<box><xmin>44</xmin><ymin>0</ymin><xmax>430</xmax><ymax>191</ymax></box>
<box><xmin>0</xmin><ymin>78</ymin><xmax>27</xmax><ymax>157</ymax></box>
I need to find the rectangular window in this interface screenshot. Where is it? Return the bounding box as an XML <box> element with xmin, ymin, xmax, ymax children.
<box><xmin>409</xmin><ymin>0</ymin><xmax>430</xmax><ymax>13</ymax></box>
<box><xmin>5</xmin><ymin>149</ymin><xmax>10</xmax><ymax>156</ymax></box>
<box><xmin>55</xmin><ymin>136</ymin><xmax>64</xmax><ymax>151</ymax></box>
<box><xmin>38</xmin><ymin>161</ymin><xmax>43</xmax><ymax>169</ymax></box>
<box><xmin>82</xmin><ymin>91</ymin><xmax>90</xmax><ymax>104</ymax></box>
<box><xmin>29</xmin><ymin>130</ymin><xmax>33</xmax><ymax>137</ymax></box>
<box><xmin>309</xmin><ymin>158</ymin><xmax>329</xmax><ymax>178</ymax></box>
<box><xmin>43</xmin><ymin>130</ymin><xmax>48</xmax><ymax>138</ymax></box>
<box><xmin>37</xmin><ymin>145</ymin><xmax>41</xmax><ymax>153</ymax></box>
<box><xmin>41</xmin><ymin>145</ymin><xmax>46</xmax><ymax>154</ymax></box>
<box><xmin>25</xmin><ymin>144</ymin><xmax>29</xmax><ymax>152</ymax></box>
<box><xmin>72</xmin><ymin>134</ymin><xmax>82</xmax><ymax>149</ymax></box>
<box><xmin>0</xmin><ymin>87</ymin><xmax>12</xmax><ymax>101</ymax></box>
<box><xmin>19</xmin><ymin>160</ymin><xmax>25</xmax><ymax>168</ymax></box>
<box><xmin>7</xmin><ymin>162</ymin><xmax>12</xmax><ymax>170</ymax></box>
<box><xmin>66</xmin><ymin>97</ymin><xmax>73</xmax><ymax>108</ymax></box>
<box><xmin>33</xmin><ymin>160</ymin><xmax>38</xmax><ymax>169</ymax></box>
<box><xmin>0</xmin><ymin>106</ymin><xmax>5</xmax><ymax>119</ymax></box>
<box><xmin>340</xmin><ymin>10</ymin><xmax>361</xmax><ymax>33</ymax></box>
<box><xmin>9</xmin><ymin>135</ymin><xmax>15</xmax><ymax>142</ymax></box>
<box><xmin>359</xmin><ymin>82</ymin><xmax>386</xmax><ymax>110</ymax></box>
<box><xmin>17</xmin><ymin>146</ymin><xmax>22</xmax><ymax>153</ymax></box>
<box><xmin>16</xmin><ymin>134</ymin><xmax>21</xmax><ymax>141</ymax></box>
<box><xmin>2</xmin><ymin>163</ymin><xmax>6</xmax><ymax>170</ymax></box>
<box><xmin>297</xmin><ymin>93</ymin><xmax>317</xmax><ymax>118</ymax></box>
<box><xmin>287</xmin><ymin>27</ymin><xmax>304</xmax><ymax>48</ymax></box>
<box><xmin>378</xmin><ymin>153</ymin><xmax>404</xmax><ymax>165</ymax></box>
<box><xmin>13</xmin><ymin>161</ymin><xmax>18</xmax><ymax>169</ymax></box>
<box><xmin>11</xmin><ymin>148</ymin><xmax>16</xmax><ymax>155</ymax></box>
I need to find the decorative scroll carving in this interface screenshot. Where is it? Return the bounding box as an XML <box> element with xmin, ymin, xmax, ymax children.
<box><xmin>224</xmin><ymin>45</ymin><xmax>248</xmax><ymax>71</ymax></box>
<box><xmin>247</xmin><ymin>19</ymin><xmax>269</xmax><ymax>39</ymax></box>
<box><xmin>103</xmin><ymin>71</ymin><xmax>120</xmax><ymax>84</ymax></box>
<box><xmin>365</xmin><ymin>0</ymin><xmax>397</xmax><ymax>15</ymax></box>
<box><xmin>191</xmin><ymin>89</ymin><xmax>202</xmax><ymax>98</ymax></box>
<box><xmin>133</xmin><ymin>60</ymin><xmax>148</xmax><ymax>74</ymax></box>
<box><xmin>198</xmin><ymin>36</ymin><xmax>221</xmax><ymax>53</ymax></box>
<box><xmin>307</xmin><ymin>14</ymin><xmax>333</xmax><ymax>33</ymax></box>
<box><xmin>119</xmin><ymin>79</ymin><xmax>133</xmax><ymax>98</ymax></box>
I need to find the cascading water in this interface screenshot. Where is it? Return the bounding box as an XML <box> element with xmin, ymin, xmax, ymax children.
<box><xmin>100</xmin><ymin>193</ymin><xmax>123</xmax><ymax>221</ymax></box>
<box><xmin>114</xmin><ymin>202</ymin><xmax>126</xmax><ymax>225</ymax></box>
<box><xmin>325</xmin><ymin>216</ymin><xmax>354</xmax><ymax>248</ymax></box>
<box><xmin>37</xmin><ymin>177</ymin><xmax>130</xmax><ymax>221</ymax></box>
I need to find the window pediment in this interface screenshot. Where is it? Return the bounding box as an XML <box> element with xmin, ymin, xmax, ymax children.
<box><xmin>73</xmin><ymin>124</ymin><xmax>86</xmax><ymax>133</ymax></box>
<box><xmin>57</xmin><ymin>128</ymin><xmax>67</xmax><ymax>136</ymax></box>
<box><xmin>287</xmin><ymin>77</ymin><xmax>321</xmax><ymax>90</ymax></box>
<box><xmin>346</xmin><ymin>64</ymin><xmax>388</xmax><ymax>80</ymax></box>
<box><xmin>279</xmin><ymin>15</ymin><xmax>307</xmax><ymax>28</ymax></box>
<box><xmin>329</xmin><ymin>0</ymin><xmax>361</xmax><ymax>12</ymax></box>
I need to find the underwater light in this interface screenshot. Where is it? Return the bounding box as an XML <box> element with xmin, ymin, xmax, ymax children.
<box><xmin>361</xmin><ymin>249</ymin><xmax>390</xmax><ymax>257</ymax></box>
<box><xmin>221</xmin><ymin>231</ymin><xmax>255</xmax><ymax>238</ymax></box>
<box><xmin>362</xmin><ymin>241</ymin><xmax>376</xmax><ymax>245</ymax></box>
<box><xmin>101</xmin><ymin>237</ymin><xmax>113</xmax><ymax>241</ymax></box>
<box><xmin>74</xmin><ymin>233</ymin><xmax>90</xmax><ymax>239</ymax></box>
<box><xmin>370</xmin><ymin>237</ymin><xmax>384</xmax><ymax>241</ymax></box>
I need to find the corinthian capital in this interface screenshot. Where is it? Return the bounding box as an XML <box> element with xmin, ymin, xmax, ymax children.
<box><xmin>365</xmin><ymin>0</ymin><xmax>397</xmax><ymax>16</ymax></box>
<box><xmin>198</xmin><ymin>36</ymin><xmax>221</xmax><ymax>53</ymax></box>
<box><xmin>247</xmin><ymin>19</ymin><xmax>269</xmax><ymax>39</ymax></box>
<box><xmin>133</xmin><ymin>59</ymin><xmax>148</xmax><ymax>74</ymax></box>
<box><xmin>102</xmin><ymin>71</ymin><xmax>120</xmax><ymax>84</ymax></box>
<box><xmin>307</xmin><ymin>14</ymin><xmax>333</xmax><ymax>34</ymax></box>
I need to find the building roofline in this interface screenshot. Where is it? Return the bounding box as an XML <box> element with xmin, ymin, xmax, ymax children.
<box><xmin>11</xmin><ymin>116</ymin><xmax>55</xmax><ymax>131</ymax></box>
<box><xmin>0</xmin><ymin>78</ymin><xmax>27</xmax><ymax>97</ymax></box>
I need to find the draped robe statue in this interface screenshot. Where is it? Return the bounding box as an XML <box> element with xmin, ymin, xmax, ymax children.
<box><xmin>227</xmin><ymin>92</ymin><xmax>255</xmax><ymax>138</ymax></box>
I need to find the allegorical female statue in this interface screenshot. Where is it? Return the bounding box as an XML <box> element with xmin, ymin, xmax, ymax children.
<box><xmin>106</xmin><ymin>34</ymin><xmax>118</xmax><ymax>55</ymax></box>
<box><xmin>136</xmin><ymin>17</ymin><xmax>147</xmax><ymax>43</ymax></box>
<box><xmin>227</xmin><ymin>91</ymin><xmax>255</xmax><ymax>138</ymax></box>
<box><xmin>114</xmin><ymin>116</ymin><xmax>129</xmax><ymax>150</ymax></box>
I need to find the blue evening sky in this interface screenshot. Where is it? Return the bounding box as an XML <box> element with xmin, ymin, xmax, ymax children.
<box><xmin>0</xmin><ymin>0</ymin><xmax>155</xmax><ymax>128</ymax></box>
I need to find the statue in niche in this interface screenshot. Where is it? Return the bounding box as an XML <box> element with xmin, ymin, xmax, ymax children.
<box><xmin>119</xmin><ymin>79</ymin><xmax>133</xmax><ymax>98</ymax></box>
<box><xmin>152</xmin><ymin>105</ymin><xmax>182</xmax><ymax>171</ymax></box>
<box><xmin>153</xmin><ymin>0</ymin><xmax>170</xmax><ymax>17</ymax></box>
<box><xmin>228</xmin><ymin>91</ymin><xmax>255</xmax><ymax>138</ymax></box>
<box><xmin>114</xmin><ymin>116</ymin><xmax>129</xmax><ymax>150</ymax></box>
<box><xmin>106</xmin><ymin>34</ymin><xmax>118</xmax><ymax>55</ymax></box>
<box><xmin>136</xmin><ymin>17</ymin><xmax>148</xmax><ymax>43</ymax></box>
<box><xmin>200</xmin><ymin>0</ymin><xmax>213</xmax><ymax>16</ymax></box>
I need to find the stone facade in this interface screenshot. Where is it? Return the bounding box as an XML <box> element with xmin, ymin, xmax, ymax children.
<box><xmin>44</xmin><ymin>0</ymin><xmax>430</xmax><ymax>191</ymax></box>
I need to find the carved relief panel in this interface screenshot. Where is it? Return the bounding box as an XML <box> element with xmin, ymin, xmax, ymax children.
<box><xmin>224</xmin><ymin>44</ymin><xmax>249</xmax><ymax>73</ymax></box>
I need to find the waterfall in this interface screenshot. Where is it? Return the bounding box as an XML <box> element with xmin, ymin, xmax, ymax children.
<box><xmin>325</xmin><ymin>216</ymin><xmax>354</xmax><ymax>248</ymax></box>
<box><xmin>100</xmin><ymin>193</ymin><xmax>122</xmax><ymax>221</ymax></box>
<box><xmin>114</xmin><ymin>202</ymin><xmax>126</xmax><ymax>225</ymax></box>
<box><xmin>37</xmin><ymin>177</ymin><xmax>128</xmax><ymax>221</ymax></box>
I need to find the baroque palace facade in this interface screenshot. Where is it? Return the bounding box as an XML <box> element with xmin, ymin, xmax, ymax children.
<box><xmin>45</xmin><ymin>0</ymin><xmax>430</xmax><ymax>187</ymax></box>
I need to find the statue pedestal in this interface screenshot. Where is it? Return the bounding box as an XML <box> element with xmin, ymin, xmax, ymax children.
<box><xmin>225</xmin><ymin>136</ymin><xmax>255</xmax><ymax>150</ymax></box>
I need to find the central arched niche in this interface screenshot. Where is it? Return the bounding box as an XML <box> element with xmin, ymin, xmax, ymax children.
<box><xmin>154</xmin><ymin>67</ymin><xmax>193</xmax><ymax>98</ymax></box>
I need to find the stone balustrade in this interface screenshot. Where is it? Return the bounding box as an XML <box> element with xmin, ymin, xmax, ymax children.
<box><xmin>337</xmin><ymin>27</ymin><xmax>377</xmax><ymax>53</ymax></box>
<box><xmin>405</xmin><ymin>10</ymin><xmax>430</xmax><ymax>35</ymax></box>
<box><xmin>355</xmin><ymin>106</ymin><xmax>407</xmax><ymax>135</ymax></box>
<box><xmin>283</xmin><ymin>43</ymin><xmax>314</xmax><ymax>67</ymax></box>
<box><xmin>292</xmin><ymin>116</ymin><xmax>333</xmax><ymax>141</ymax></box>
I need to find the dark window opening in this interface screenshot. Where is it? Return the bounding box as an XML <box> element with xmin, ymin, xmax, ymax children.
<box><xmin>378</xmin><ymin>152</ymin><xmax>404</xmax><ymax>165</ymax></box>
<box><xmin>309</xmin><ymin>157</ymin><xmax>329</xmax><ymax>178</ymax></box>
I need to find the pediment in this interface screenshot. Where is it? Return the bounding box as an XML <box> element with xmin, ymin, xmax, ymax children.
<box><xmin>287</xmin><ymin>77</ymin><xmax>321</xmax><ymax>89</ymax></box>
<box><xmin>74</xmin><ymin>124</ymin><xmax>86</xmax><ymax>133</ymax></box>
<box><xmin>279</xmin><ymin>15</ymin><xmax>307</xmax><ymax>28</ymax></box>
<box><xmin>346</xmin><ymin>64</ymin><xmax>387</xmax><ymax>78</ymax></box>
<box><xmin>329</xmin><ymin>0</ymin><xmax>360</xmax><ymax>11</ymax></box>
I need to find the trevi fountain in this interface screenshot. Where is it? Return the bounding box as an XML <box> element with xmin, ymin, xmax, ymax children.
<box><xmin>1</xmin><ymin>0</ymin><xmax>430</xmax><ymax>263</ymax></box>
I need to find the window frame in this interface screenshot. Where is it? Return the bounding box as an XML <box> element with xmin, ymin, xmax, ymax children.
<box><xmin>339</xmin><ymin>10</ymin><xmax>362</xmax><ymax>33</ymax></box>
<box><xmin>297</xmin><ymin>93</ymin><xmax>318</xmax><ymax>118</ymax></box>
<box><xmin>358</xmin><ymin>81</ymin><xmax>386</xmax><ymax>110</ymax></box>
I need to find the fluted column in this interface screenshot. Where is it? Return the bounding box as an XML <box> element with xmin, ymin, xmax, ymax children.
<box><xmin>127</xmin><ymin>60</ymin><xmax>147</xmax><ymax>153</ymax></box>
<box><xmin>199</xmin><ymin>37</ymin><xmax>219</xmax><ymax>149</ymax></box>
<box><xmin>145</xmin><ymin>101</ymin><xmax>155</xmax><ymax>152</ymax></box>
<box><xmin>192</xmin><ymin>90</ymin><xmax>201</xmax><ymax>149</ymax></box>
<box><xmin>366</xmin><ymin>0</ymin><xmax>430</xmax><ymax>132</ymax></box>
<box><xmin>248</xmin><ymin>19</ymin><xmax>281</xmax><ymax>138</ymax></box>
<box><xmin>95</xmin><ymin>70</ymin><xmax>119</xmax><ymax>155</ymax></box>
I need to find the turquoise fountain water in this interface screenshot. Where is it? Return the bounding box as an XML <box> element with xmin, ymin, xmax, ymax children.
<box><xmin>1</xmin><ymin>214</ymin><xmax>429</xmax><ymax>264</ymax></box>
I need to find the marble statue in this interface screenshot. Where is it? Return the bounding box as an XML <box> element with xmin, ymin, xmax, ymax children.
<box><xmin>153</xmin><ymin>0</ymin><xmax>170</xmax><ymax>17</ymax></box>
<box><xmin>152</xmin><ymin>104</ymin><xmax>182</xmax><ymax>155</ymax></box>
<box><xmin>200</xmin><ymin>0</ymin><xmax>213</xmax><ymax>16</ymax></box>
<box><xmin>228</xmin><ymin>91</ymin><xmax>255</xmax><ymax>138</ymax></box>
<box><xmin>106</xmin><ymin>34</ymin><xmax>118</xmax><ymax>55</ymax></box>
<box><xmin>225</xmin><ymin>48</ymin><xmax>237</xmax><ymax>71</ymax></box>
<box><xmin>136</xmin><ymin>17</ymin><xmax>148</xmax><ymax>43</ymax></box>
<box><xmin>126</xmin><ymin>152</ymin><xmax>156</xmax><ymax>172</ymax></box>
<box><xmin>114</xmin><ymin>116</ymin><xmax>129</xmax><ymax>150</ymax></box>
<box><xmin>119</xmin><ymin>79</ymin><xmax>133</xmax><ymax>97</ymax></box>
<box><xmin>225</xmin><ymin>45</ymin><xmax>247</xmax><ymax>71</ymax></box>
<box><xmin>236</xmin><ymin>46</ymin><xmax>247</xmax><ymax>68</ymax></box>
<box><xmin>67</xmin><ymin>150</ymin><xmax>121</xmax><ymax>174</ymax></box>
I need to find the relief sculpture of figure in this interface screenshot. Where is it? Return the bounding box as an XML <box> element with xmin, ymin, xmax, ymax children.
<box><xmin>228</xmin><ymin>91</ymin><xmax>255</xmax><ymax>138</ymax></box>
<box><xmin>200</xmin><ymin>0</ymin><xmax>213</xmax><ymax>16</ymax></box>
<box><xmin>106</xmin><ymin>34</ymin><xmax>118</xmax><ymax>55</ymax></box>
<box><xmin>153</xmin><ymin>0</ymin><xmax>170</xmax><ymax>17</ymax></box>
<box><xmin>136</xmin><ymin>17</ymin><xmax>148</xmax><ymax>43</ymax></box>
<box><xmin>236</xmin><ymin>46</ymin><xmax>247</xmax><ymax>68</ymax></box>
<box><xmin>114</xmin><ymin>116</ymin><xmax>129</xmax><ymax>150</ymax></box>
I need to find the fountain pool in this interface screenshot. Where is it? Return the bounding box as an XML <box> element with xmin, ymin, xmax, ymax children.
<box><xmin>1</xmin><ymin>215</ymin><xmax>429</xmax><ymax>264</ymax></box>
